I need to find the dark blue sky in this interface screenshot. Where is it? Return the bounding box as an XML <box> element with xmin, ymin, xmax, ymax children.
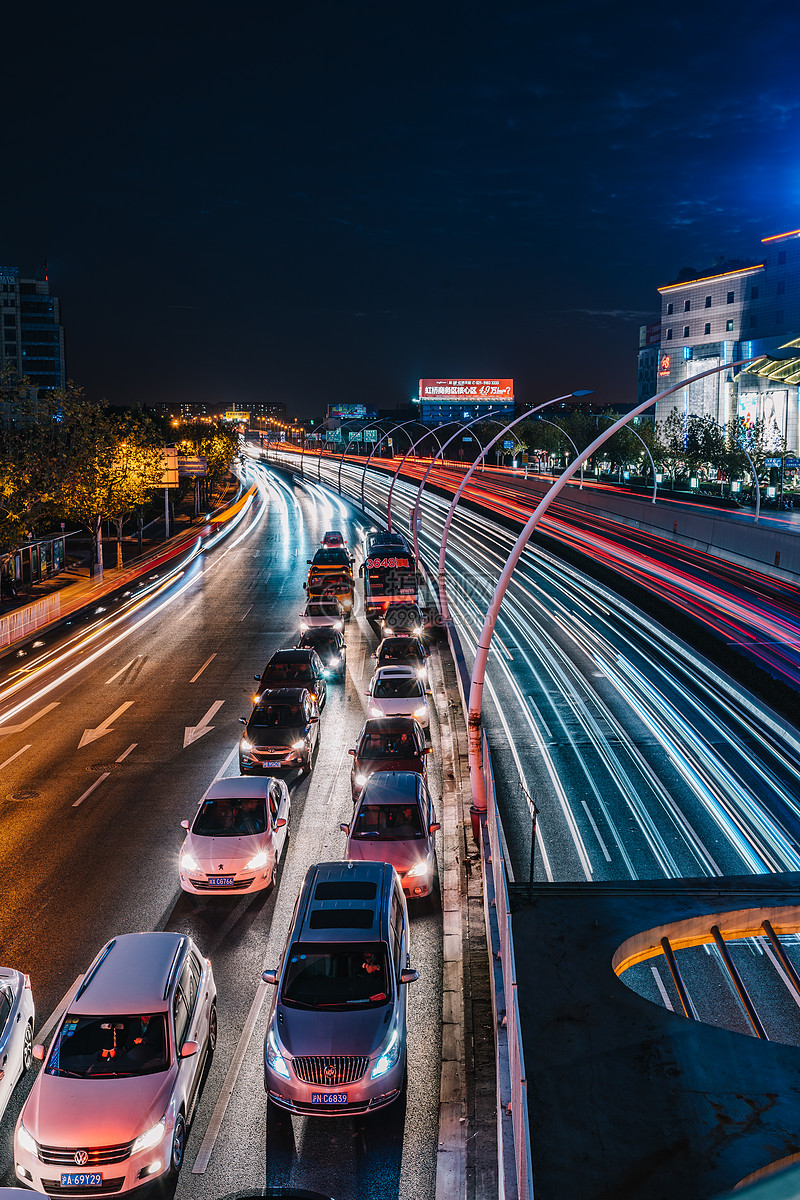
<box><xmin>4</xmin><ymin>1</ymin><xmax>800</xmax><ymax>415</ymax></box>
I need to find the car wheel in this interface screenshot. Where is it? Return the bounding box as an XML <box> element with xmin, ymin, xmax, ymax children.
<box><xmin>168</xmin><ymin>1113</ymin><xmax>186</xmax><ymax>1179</ymax></box>
<box><xmin>22</xmin><ymin>1020</ymin><xmax>33</xmax><ymax>1072</ymax></box>
<box><xmin>207</xmin><ymin>1004</ymin><xmax>218</xmax><ymax>1055</ymax></box>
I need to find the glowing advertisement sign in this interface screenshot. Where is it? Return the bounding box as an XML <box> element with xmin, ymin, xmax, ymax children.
<box><xmin>738</xmin><ymin>394</ymin><xmax>759</xmax><ymax>430</ymax></box>
<box><xmin>657</xmin><ymin>354</ymin><xmax>671</xmax><ymax>378</ymax></box>
<box><xmin>419</xmin><ymin>378</ymin><xmax>514</xmax><ymax>401</ymax></box>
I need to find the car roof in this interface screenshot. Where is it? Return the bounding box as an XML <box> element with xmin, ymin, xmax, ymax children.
<box><xmin>70</xmin><ymin>932</ymin><xmax>187</xmax><ymax>1015</ymax></box>
<box><xmin>254</xmin><ymin>687</ymin><xmax>312</xmax><ymax>703</ymax></box>
<box><xmin>374</xmin><ymin>665</ymin><xmax>418</xmax><ymax>677</ymax></box>
<box><xmin>266</xmin><ymin>649</ymin><xmax>315</xmax><ymax>663</ymax></box>
<box><xmin>359</xmin><ymin>772</ymin><xmax>423</xmax><ymax>802</ymax></box>
<box><xmin>204</xmin><ymin>777</ymin><xmax>272</xmax><ymax>800</ymax></box>
<box><xmin>298</xmin><ymin>861</ymin><xmax>392</xmax><ymax>944</ymax></box>
<box><xmin>359</xmin><ymin>716</ymin><xmax>421</xmax><ymax>736</ymax></box>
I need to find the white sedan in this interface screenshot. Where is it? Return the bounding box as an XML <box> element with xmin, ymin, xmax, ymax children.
<box><xmin>179</xmin><ymin>777</ymin><xmax>290</xmax><ymax>894</ymax></box>
<box><xmin>366</xmin><ymin>666</ymin><xmax>430</xmax><ymax>729</ymax></box>
<box><xmin>299</xmin><ymin>599</ymin><xmax>345</xmax><ymax>631</ymax></box>
<box><xmin>0</xmin><ymin>968</ymin><xmax>34</xmax><ymax>1121</ymax></box>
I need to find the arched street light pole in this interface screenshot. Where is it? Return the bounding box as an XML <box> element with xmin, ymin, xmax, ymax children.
<box><xmin>360</xmin><ymin>419</ymin><xmax>422</xmax><ymax>514</ymax></box>
<box><xmin>532</xmin><ymin>418</ymin><xmax>583</xmax><ymax>488</ymax></box>
<box><xmin>594</xmin><ymin>414</ymin><xmax>658</xmax><ymax>504</ymax></box>
<box><xmin>385</xmin><ymin>423</ymin><xmax>453</xmax><ymax>533</ymax></box>
<box><xmin>438</xmin><ymin>392</ymin><xmax>594</xmax><ymax>623</ymax></box>
<box><xmin>311</xmin><ymin>417</ymin><xmax>367</xmax><ymax>482</ymax></box>
<box><xmin>736</xmin><ymin>441</ymin><xmax>762</xmax><ymax>523</ymax></box>
<box><xmin>337</xmin><ymin>424</ymin><xmax>376</xmax><ymax>495</ymax></box>
<box><xmin>465</xmin><ymin>353</ymin><xmax>791</xmax><ymax>824</ymax></box>
<box><xmin>409</xmin><ymin>416</ymin><xmax>509</xmax><ymax>565</ymax></box>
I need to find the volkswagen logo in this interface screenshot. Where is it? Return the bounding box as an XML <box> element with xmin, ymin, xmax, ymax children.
<box><xmin>74</xmin><ymin>1151</ymin><xmax>89</xmax><ymax>1167</ymax></box>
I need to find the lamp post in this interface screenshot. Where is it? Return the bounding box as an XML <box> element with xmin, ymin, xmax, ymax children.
<box><xmin>385</xmin><ymin>424</ymin><xmax>450</xmax><ymax>533</ymax></box>
<box><xmin>359</xmin><ymin>419</ymin><xmax>422</xmax><ymax>514</ymax></box>
<box><xmin>465</xmin><ymin>353</ymin><xmax>793</xmax><ymax>828</ymax></box>
<box><xmin>532</xmin><ymin>418</ymin><xmax>584</xmax><ymax>488</ymax></box>
<box><xmin>736</xmin><ymin>440</ymin><xmax>761</xmax><ymax>523</ymax></box>
<box><xmin>594</xmin><ymin>414</ymin><xmax>658</xmax><ymax>504</ymax></box>
<box><xmin>337</xmin><ymin>424</ymin><xmax>375</xmax><ymax>494</ymax></box>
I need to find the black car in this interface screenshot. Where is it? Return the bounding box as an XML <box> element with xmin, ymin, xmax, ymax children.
<box><xmin>379</xmin><ymin>601</ymin><xmax>426</xmax><ymax>639</ymax></box>
<box><xmin>348</xmin><ymin>716</ymin><xmax>430</xmax><ymax>799</ymax></box>
<box><xmin>308</xmin><ymin>547</ymin><xmax>354</xmax><ymax>568</ymax></box>
<box><xmin>374</xmin><ymin>634</ymin><xmax>428</xmax><ymax>680</ymax></box>
<box><xmin>239</xmin><ymin>687</ymin><xmax>320</xmax><ymax>775</ymax></box>
<box><xmin>255</xmin><ymin>648</ymin><xmax>327</xmax><ymax>710</ymax></box>
<box><xmin>296</xmin><ymin>629</ymin><xmax>347</xmax><ymax>680</ymax></box>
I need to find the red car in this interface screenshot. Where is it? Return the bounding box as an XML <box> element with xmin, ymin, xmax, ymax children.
<box><xmin>348</xmin><ymin>716</ymin><xmax>430</xmax><ymax>799</ymax></box>
<box><xmin>321</xmin><ymin>529</ymin><xmax>346</xmax><ymax>547</ymax></box>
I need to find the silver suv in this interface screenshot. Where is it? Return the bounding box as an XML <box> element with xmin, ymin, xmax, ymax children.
<box><xmin>262</xmin><ymin>861</ymin><xmax>418</xmax><ymax>1115</ymax></box>
<box><xmin>15</xmin><ymin>932</ymin><xmax>216</xmax><ymax>1195</ymax></box>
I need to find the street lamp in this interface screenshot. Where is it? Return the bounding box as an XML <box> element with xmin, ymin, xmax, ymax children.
<box><xmin>359</xmin><ymin>419</ymin><xmax>422</xmax><ymax>513</ymax></box>
<box><xmin>385</xmin><ymin>424</ymin><xmax>449</xmax><ymax>533</ymax></box>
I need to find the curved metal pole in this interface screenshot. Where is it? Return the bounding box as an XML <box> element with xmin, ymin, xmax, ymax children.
<box><xmin>736</xmin><ymin>441</ymin><xmax>761</xmax><ymax>523</ymax></box>
<box><xmin>386</xmin><ymin>423</ymin><xmax>454</xmax><ymax>532</ymax></box>
<box><xmin>313</xmin><ymin>416</ymin><xmax>366</xmax><ymax>482</ymax></box>
<box><xmin>337</xmin><ymin>423</ymin><xmax>374</xmax><ymax>495</ymax></box>
<box><xmin>598</xmin><ymin>416</ymin><xmax>658</xmax><ymax>504</ymax></box>
<box><xmin>466</xmin><ymin>355</ymin><xmax>767</xmax><ymax>818</ymax></box>
<box><xmin>410</xmin><ymin>417</ymin><xmax>508</xmax><ymax>565</ymax></box>
<box><xmin>533</xmin><ymin>418</ymin><xmax>583</xmax><ymax>489</ymax></box>
<box><xmin>438</xmin><ymin>393</ymin><xmax>591</xmax><ymax>623</ymax></box>
<box><xmin>360</xmin><ymin>419</ymin><xmax>422</xmax><ymax>514</ymax></box>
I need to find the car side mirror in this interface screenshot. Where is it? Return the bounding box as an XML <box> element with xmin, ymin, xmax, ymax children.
<box><xmin>180</xmin><ymin>1041</ymin><xmax>199</xmax><ymax>1059</ymax></box>
<box><xmin>253</xmin><ymin>674</ymin><xmax>261</xmax><ymax>681</ymax></box>
<box><xmin>348</xmin><ymin>748</ymin><xmax>356</xmax><ymax>755</ymax></box>
<box><xmin>308</xmin><ymin>715</ymin><xmax>319</xmax><ymax>723</ymax></box>
<box><xmin>181</xmin><ymin>820</ymin><xmax>190</xmax><ymax>830</ymax></box>
<box><xmin>307</xmin><ymin>559</ymin><xmax>313</xmax><ymax>564</ymax></box>
<box><xmin>32</xmin><ymin>1044</ymin><xmax>45</xmax><ymax>1061</ymax></box>
<box><xmin>400</xmin><ymin>968</ymin><xmax>419</xmax><ymax>985</ymax></box>
<box><xmin>303</xmin><ymin>583</ymin><xmax>307</xmax><ymax>590</ymax></box>
<box><xmin>262</xmin><ymin>969</ymin><xmax>278</xmax><ymax>985</ymax></box>
<box><xmin>340</xmin><ymin>822</ymin><xmax>350</xmax><ymax>834</ymax></box>
<box><xmin>430</xmin><ymin>822</ymin><xmax>441</xmax><ymax>833</ymax></box>
<box><xmin>275</xmin><ymin>817</ymin><xmax>286</xmax><ymax>829</ymax></box>
<box><xmin>239</xmin><ymin>717</ymin><xmax>247</xmax><ymax>724</ymax></box>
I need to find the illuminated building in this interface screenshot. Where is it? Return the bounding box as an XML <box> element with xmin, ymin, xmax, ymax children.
<box><xmin>0</xmin><ymin>264</ymin><xmax>65</xmax><ymax>389</ymax></box>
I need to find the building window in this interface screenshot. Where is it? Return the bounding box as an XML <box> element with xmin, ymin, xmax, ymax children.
<box><xmin>684</xmin><ymin>300</ymin><xmax>690</xmax><ymax>312</ymax></box>
<box><xmin>777</xmin><ymin>310</ymin><xmax>784</xmax><ymax>325</ymax></box>
<box><xmin>705</xmin><ymin>296</ymin><xmax>712</xmax><ymax>308</ymax></box>
<box><xmin>704</xmin><ymin>323</ymin><xmax>711</xmax><ymax>335</ymax></box>
<box><xmin>778</xmin><ymin>250</ymin><xmax>787</xmax><ymax>264</ymax></box>
<box><xmin>683</xmin><ymin>325</ymin><xmax>690</xmax><ymax>337</ymax></box>
<box><xmin>666</xmin><ymin>328</ymin><xmax>673</xmax><ymax>340</ymax></box>
<box><xmin>749</xmin><ymin>316</ymin><xmax>757</xmax><ymax>328</ymax></box>
<box><xmin>727</xmin><ymin>291</ymin><xmax>735</xmax><ymax>303</ymax></box>
<box><xmin>726</xmin><ymin>320</ymin><xmax>734</xmax><ymax>332</ymax></box>
<box><xmin>667</xmin><ymin>302</ymin><xmax>673</xmax><ymax>315</ymax></box>
<box><xmin>778</xmin><ymin>280</ymin><xmax>785</xmax><ymax>295</ymax></box>
<box><xmin>751</xmin><ymin>285</ymin><xmax>759</xmax><ymax>299</ymax></box>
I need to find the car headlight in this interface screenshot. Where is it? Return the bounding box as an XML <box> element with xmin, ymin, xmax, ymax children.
<box><xmin>300</xmin><ymin>622</ymin><xmax>308</xmax><ymax>632</ymax></box>
<box><xmin>413</xmin><ymin>705</ymin><xmax>428</xmax><ymax>719</ymax></box>
<box><xmin>413</xmin><ymin>626</ymin><xmax>423</xmax><ymax>636</ymax></box>
<box><xmin>291</xmin><ymin>740</ymin><xmax>307</xmax><ymax>751</ymax></box>
<box><xmin>355</xmin><ymin>773</ymin><xmax>367</xmax><ymax>787</ymax></box>
<box><xmin>415</xmin><ymin>667</ymin><xmax>426</xmax><ymax>679</ymax></box>
<box><xmin>246</xmin><ymin>850</ymin><xmax>268</xmax><ymax>870</ymax></box>
<box><xmin>334</xmin><ymin>620</ymin><xmax>343</xmax><ymax>630</ymax></box>
<box><xmin>329</xmin><ymin>656</ymin><xmax>341</xmax><ymax>666</ymax></box>
<box><xmin>266</xmin><ymin>1027</ymin><xmax>290</xmax><ymax>1079</ymax></box>
<box><xmin>241</xmin><ymin>739</ymin><xmax>254</xmax><ymax>752</ymax></box>
<box><xmin>370</xmin><ymin>706</ymin><xmax>382</xmax><ymax>717</ymax></box>
<box><xmin>371</xmin><ymin>1029</ymin><xmax>401</xmax><ymax>1079</ymax></box>
<box><xmin>132</xmin><ymin>1117</ymin><xmax>166</xmax><ymax>1155</ymax></box>
<box><xmin>16</xmin><ymin>1123</ymin><xmax>37</xmax><ymax>1156</ymax></box>
<box><xmin>181</xmin><ymin>851</ymin><xmax>199</xmax><ymax>871</ymax></box>
<box><xmin>406</xmin><ymin>860</ymin><xmax>429</xmax><ymax>878</ymax></box>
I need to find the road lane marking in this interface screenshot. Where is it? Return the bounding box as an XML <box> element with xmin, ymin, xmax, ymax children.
<box><xmin>581</xmin><ymin>800</ymin><xmax>612</xmax><ymax>862</ymax></box>
<box><xmin>36</xmin><ymin>974</ymin><xmax>83</xmax><ymax>1043</ymax></box>
<box><xmin>191</xmin><ymin>980</ymin><xmax>270</xmax><ymax>1174</ymax></box>
<box><xmin>116</xmin><ymin>743</ymin><xmax>137</xmax><ymax>762</ymax></box>
<box><xmin>184</xmin><ymin>701</ymin><xmax>225</xmax><ymax>748</ymax></box>
<box><xmin>0</xmin><ymin>701</ymin><xmax>60</xmax><ymax>735</ymax></box>
<box><xmin>0</xmin><ymin>745</ymin><xmax>31</xmax><ymax>771</ymax></box>
<box><xmin>78</xmin><ymin>701</ymin><xmax>134</xmax><ymax>749</ymax></box>
<box><xmin>190</xmin><ymin>654</ymin><xmax>217</xmax><ymax>683</ymax></box>
<box><xmin>73</xmin><ymin>773</ymin><xmax>111</xmax><ymax>807</ymax></box>
<box><xmin>105</xmin><ymin>658</ymin><xmax>137</xmax><ymax>685</ymax></box>
<box><xmin>651</xmin><ymin>965</ymin><xmax>674</xmax><ymax>1011</ymax></box>
<box><xmin>239</xmin><ymin>605</ymin><xmax>253</xmax><ymax>621</ymax></box>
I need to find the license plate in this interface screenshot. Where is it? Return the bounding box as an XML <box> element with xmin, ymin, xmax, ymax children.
<box><xmin>208</xmin><ymin>876</ymin><xmax>234</xmax><ymax>886</ymax></box>
<box><xmin>265</xmin><ymin>760</ymin><xmax>282</xmax><ymax>768</ymax></box>
<box><xmin>312</xmin><ymin>1092</ymin><xmax>348</xmax><ymax>1105</ymax></box>
<box><xmin>60</xmin><ymin>1175</ymin><xmax>102</xmax><ymax>1188</ymax></box>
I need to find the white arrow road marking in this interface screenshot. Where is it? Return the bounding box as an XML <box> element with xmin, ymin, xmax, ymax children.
<box><xmin>0</xmin><ymin>701</ymin><xmax>60</xmax><ymax>735</ymax></box>
<box><xmin>78</xmin><ymin>702</ymin><xmax>134</xmax><ymax>749</ymax></box>
<box><xmin>184</xmin><ymin>701</ymin><xmax>225</xmax><ymax>748</ymax></box>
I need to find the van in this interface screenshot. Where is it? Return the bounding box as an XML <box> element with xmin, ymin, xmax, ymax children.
<box><xmin>262</xmin><ymin>860</ymin><xmax>418</xmax><ymax>1115</ymax></box>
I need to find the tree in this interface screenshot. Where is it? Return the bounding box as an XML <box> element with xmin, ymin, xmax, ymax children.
<box><xmin>0</xmin><ymin>368</ymin><xmax>69</xmax><ymax>555</ymax></box>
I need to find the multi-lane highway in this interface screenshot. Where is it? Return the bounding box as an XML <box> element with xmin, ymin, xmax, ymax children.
<box><xmin>0</xmin><ymin>461</ymin><xmax>450</xmax><ymax>1200</ymax></box>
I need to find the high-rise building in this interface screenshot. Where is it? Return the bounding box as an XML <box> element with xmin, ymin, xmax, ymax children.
<box><xmin>652</xmin><ymin>230</ymin><xmax>800</xmax><ymax>451</ymax></box>
<box><xmin>0</xmin><ymin>264</ymin><xmax>65</xmax><ymax>390</ymax></box>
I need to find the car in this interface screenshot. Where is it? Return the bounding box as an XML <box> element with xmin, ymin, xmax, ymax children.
<box><xmin>299</xmin><ymin>599</ymin><xmax>345</xmax><ymax>633</ymax></box>
<box><xmin>311</xmin><ymin>547</ymin><xmax>352</xmax><ymax>566</ymax></box>
<box><xmin>374</xmin><ymin>634</ymin><xmax>428</xmax><ymax>680</ymax></box>
<box><xmin>179</xmin><ymin>776</ymin><xmax>290</xmax><ymax>894</ymax></box>
<box><xmin>348</xmin><ymin>716</ymin><xmax>430</xmax><ymax>799</ymax></box>
<box><xmin>15</xmin><ymin>932</ymin><xmax>216</xmax><ymax>1196</ymax></box>
<box><xmin>240</xmin><ymin>687</ymin><xmax>320</xmax><ymax>775</ymax></box>
<box><xmin>379</xmin><ymin>601</ymin><xmax>426</xmax><ymax>639</ymax></box>
<box><xmin>366</xmin><ymin>666</ymin><xmax>430</xmax><ymax>729</ymax></box>
<box><xmin>364</xmin><ymin>529</ymin><xmax>410</xmax><ymax>554</ymax></box>
<box><xmin>297</xmin><ymin>629</ymin><xmax>346</xmax><ymax>680</ymax></box>
<box><xmin>261</xmin><ymin>860</ymin><xmax>418</xmax><ymax>1116</ymax></box>
<box><xmin>0</xmin><ymin>969</ymin><xmax>34</xmax><ymax>1122</ymax></box>
<box><xmin>255</xmin><ymin>648</ymin><xmax>327</xmax><ymax>710</ymax></box>
<box><xmin>321</xmin><ymin>530</ymin><xmax>346</xmax><ymax>548</ymax></box>
<box><xmin>341</xmin><ymin>772</ymin><xmax>440</xmax><ymax>900</ymax></box>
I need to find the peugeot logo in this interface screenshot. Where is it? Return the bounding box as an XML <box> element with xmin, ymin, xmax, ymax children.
<box><xmin>74</xmin><ymin>1151</ymin><xmax>88</xmax><ymax>1167</ymax></box>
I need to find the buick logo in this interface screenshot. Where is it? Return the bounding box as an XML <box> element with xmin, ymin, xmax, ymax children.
<box><xmin>324</xmin><ymin>1065</ymin><xmax>336</xmax><ymax>1080</ymax></box>
<box><xmin>74</xmin><ymin>1151</ymin><xmax>88</xmax><ymax>1167</ymax></box>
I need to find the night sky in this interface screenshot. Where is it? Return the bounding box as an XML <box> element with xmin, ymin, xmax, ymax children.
<box><xmin>4</xmin><ymin>2</ymin><xmax>800</xmax><ymax>415</ymax></box>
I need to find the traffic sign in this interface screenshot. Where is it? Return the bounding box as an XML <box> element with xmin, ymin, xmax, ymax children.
<box><xmin>764</xmin><ymin>457</ymin><xmax>781</xmax><ymax>468</ymax></box>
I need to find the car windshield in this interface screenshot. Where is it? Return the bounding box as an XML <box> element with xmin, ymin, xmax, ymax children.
<box><xmin>46</xmin><ymin>1013</ymin><xmax>169</xmax><ymax>1078</ymax></box>
<box><xmin>379</xmin><ymin>641</ymin><xmax>422</xmax><ymax>664</ymax></box>
<box><xmin>300</xmin><ymin>634</ymin><xmax>338</xmax><ymax>656</ymax></box>
<box><xmin>262</xmin><ymin>662</ymin><xmax>312</xmax><ymax>682</ymax></box>
<box><xmin>358</xmin><ymin>731</ymin><xmax>420</xmax><ymax>758</ymax></box>
<box><xmin>308</xmin><ymin>574</ymin><xmax>350</xmax><ymax>591</ymax></box>
<box><xmin>282</xmin><ymin>944</ymin><xmax>390</xmax><ymax>1009</ymax></box>
<box><xmin>250</xmin><ymin>704</ymin><xmax>304</xmax><ymax>728</ymax></box>
<box><xmin>373</xmin><ymin>677</ymin><xmax>423</xmax><ymax>699</ymax></box>
<box><xmin>307</xmin><ymin>604</ymin><xmax>340</xmax><ymax>617</ymax></box>
<box><xmin>352</xmin><ymin>804</ymin><xmax>424</xmax><ymax>839</ymax></box>
<box><xmin>193</xmin><ymin>796</ymin><xmax>267</xmax><ymax>836</ymax></box>
<box><xmin>313</xmin><ymin>550</ymin><xmax>350</xmax><ymax>565</ymax></box>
